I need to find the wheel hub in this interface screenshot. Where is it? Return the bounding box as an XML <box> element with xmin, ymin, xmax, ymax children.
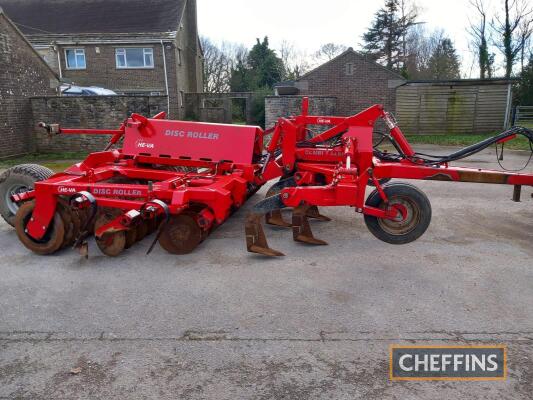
<box><xmin>5</xmin><ymin>184</ymin><xmax>29</xmax><ymax>215</ymax></box>
<box><xmin>379</xmin><ymin>196</ymin><xmax>420</xmax><ymax>236</ymax></box>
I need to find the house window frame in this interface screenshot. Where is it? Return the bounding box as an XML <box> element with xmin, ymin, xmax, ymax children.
<box><xmin>115</xmin><ymin>47</ymin><xmax>155</xmax><ymax>69</ymax></box>
<box><xmin>64</xmin><ymin>48</ymin><xmax>86</xmax><ymax>70</ymax></box>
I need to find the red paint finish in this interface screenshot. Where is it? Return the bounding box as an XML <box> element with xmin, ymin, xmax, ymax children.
<box><xmin>20</xmin><ymin>98</ymin><xmax>533</xmax><ymax>245</ymax></box>
<box><xmin>122</xmin><ymin>118</ymin><xmax>262</xmax><ymax>165</ymax></box>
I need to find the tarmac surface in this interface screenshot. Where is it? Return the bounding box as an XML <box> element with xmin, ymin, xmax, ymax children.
<box><xmin>1</xmin><ymin>145</ymin><xmax>532</xmax><ymax>399</ymax></box>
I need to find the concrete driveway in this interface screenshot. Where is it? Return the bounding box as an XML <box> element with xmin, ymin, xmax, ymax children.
<box><xmin>1</xmin><ymin>145</ymin><xmax>532</xmax><ymax>399</ymax></box>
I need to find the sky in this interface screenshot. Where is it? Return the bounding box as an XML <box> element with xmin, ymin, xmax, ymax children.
<box><xmin>197</xmin><ymin>0</ymin><xmax>508</xmax><ymax>78</ymax></box>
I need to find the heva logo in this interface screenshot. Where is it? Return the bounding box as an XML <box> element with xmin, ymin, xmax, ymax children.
<box><xmin>58</xmin><ymin>186</ymin><xmax>76</xmax><ymax>194</ymax></box>
<box><xmin>135</xmin><ymin>139</ymin><xmax>155</xmax><ymax>149</ymax></box>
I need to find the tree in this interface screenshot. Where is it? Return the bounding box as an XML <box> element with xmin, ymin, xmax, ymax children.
<box><xmin>201</xmin><ymin>37</ymin><xmax>231</xmax><ymax>93</ymax></box>
<box><xmin>426</xmin><ymin>38</ymin><xmax>461</xmax><ymax>79</ymax></box>
<box><xmin>313</xmin><ymin>43</ymin><xmax>347</xmax><ymax>63</ymax></box>
<box><xmin>246</xmin><ymin>37</ymin><xmax>284</xmax><ymax>89</ymax></box>
<box><xmin>515</xmin><ymin>55</ymin><xmax>533</xmax><ymax>105</ymax></box>
<box><xmin>399</xmin><ymin>0</ymin><xmax>420</xmax><ymax>76</ymax></box>
<box><xmin>518</xmin><ymin>18</ymin><xmax>533</xmax><ymax>71</ymax></box>
<box><xmin>404</xmin><ymin>27</ymin><xmax>448</xmax><ymax>79</ymax></box>
<box><xmin>468</xmin><ymin>0</ymin><xmax>494</xmax><ymax>79</ymax></box>
<box><xmin>229</xmin><ymin>55</ymin><xmax>251</xmax><ymax>92</ymax></box>
<box><xmin>228</xmin><ymin>37</ymin><xmax>284</xmax><ymax>127</ymax></box>
<box><xmin>492</xmin><ymin>0</ymin><xmax>533</xmax><ymax>78</ymax></box>
<box><xmin>279</xmin><ymin>41</ymin><xmax>311</xmax><ymax>80</ymax></box>
<box><xmin>362</xmin><ymin>0</ymin><xmax>418</xmax><ymax>72</ymax></box>
<box><xmin>200</xmin><ymin>38</ymin><xmax>249</xmax><ymax>93</ymax></box>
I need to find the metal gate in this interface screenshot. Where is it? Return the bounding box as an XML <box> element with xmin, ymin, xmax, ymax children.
<box><xmin>514</xmin><ymin>106</ymin><xmax>533</xmax><ymax>128</ymax></box>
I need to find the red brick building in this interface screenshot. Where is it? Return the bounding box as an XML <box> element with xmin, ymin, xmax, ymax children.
<box><xmin>277</xmin><ymin>48</ymin><xmax>405</xmax><ymax>116</ymax></box>
<box><xmin>0</xmin><ymin>7</ymin><xmax>58</xmax><ymax>158</ymax></box>
<box><xmin>0</xmin><ymin>0</ymin><xmax>203</xmax><ymax>119</ymax></box>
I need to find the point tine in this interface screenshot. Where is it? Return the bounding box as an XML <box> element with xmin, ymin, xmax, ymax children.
<box><xmin>292</xmin><ymin>205</ymin><xmax>328</xmax><ymax>246</ymax></box>
<box><xmin>266</xmin><ymin>210</ymin><xmax>292</xmax><ymax>228</ymax></box>
<box><xmin>245</xmin><ymin>213</ymin><xmax>285</xmax><ymax>257</ymax></box>
<box><xmin>306</xmin><ymin>205</ymin><xmax>332</xmax><ymax>222</ymax></box>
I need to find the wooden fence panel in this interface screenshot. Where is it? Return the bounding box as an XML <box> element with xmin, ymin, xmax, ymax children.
<box><xmin>396</xmin><ymin>83</ymin><xmax>511</xmax><ymax>135</ymax></box>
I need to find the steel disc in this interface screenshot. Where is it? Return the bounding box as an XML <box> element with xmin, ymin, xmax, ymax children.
<box><xmin>94</xmin><ymin>210</ymin><xmax>126</xmax><ymax>257</ymax></box>
<box><xmin>70</xmin><ymin>209</ymin><xmax>82</xmax><ymax>241</ymax></box>
<box><xmin>15</xmin><ymin>201</ymin><xmax>66</xmax><ymax>255</ymax></box>
<box><xmin>57</xmin><ymin>203</ymin><xmax>75</xmax><ymax>247</ymax></box>
<box><xmin>147</xmin><ymin>218</ymin><xmax>158</xmax><ymax>234</ymax></box>
<box><xmin>124</xmin><ymin>228</ymin><xmax>137</xmax><ymax>249</ymax></box>
<box><xmin>159</xmin><ymin>214</ymin><xmax>202</xmax><ymax>255</ymax></box>
<box><xmin>135</xmin><ymin>221</ymin><xmax>149</xmax><ymax>241</ymax></box>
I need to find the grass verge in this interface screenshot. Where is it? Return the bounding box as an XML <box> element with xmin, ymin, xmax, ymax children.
<box><xmin>0</xmin><ymin>152</ymin><xmax>86</xmax><ymax>172</ymax></box>
<box><xmin>404</xmin><ymin>134</ymin><xmax>532</xmax><ymax>151</ymax></box>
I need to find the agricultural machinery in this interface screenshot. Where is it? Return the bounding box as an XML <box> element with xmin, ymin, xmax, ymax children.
<box><xmin>1</xmin><ymin>98</ymin><xmax>533</xmax><ymax>257</ymax></box>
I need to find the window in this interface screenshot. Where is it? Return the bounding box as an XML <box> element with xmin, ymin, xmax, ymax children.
<box><xmin>177</xmin><ymin>48</ymin><xmax>182</xmax><ymax>65</ymax></box>
<box><xmin>65</xmin><ymin>49</ymin><xmax>86</xmax><ymax>69</ymax></box>
<box><xmin>345</xmin><ymin>63</ymin><xmax>355</xmax><ymax>76</ymax></box>
<box><xmin>179</xmin><ymin>91</ymin><xmax>184</xmax><ymax>108</ymax></box>
<box><xmin>116</xmin><ymin>48</ymin><xmax>154</xmax><ymax>68</ymax></box>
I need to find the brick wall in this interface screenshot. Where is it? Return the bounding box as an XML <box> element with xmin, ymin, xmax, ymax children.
<box><xmin>0</xmin><ymin>12</ymin><xmax>58</xmax><ymax>158</ymax></box>
<box><xmin>265</xmin><ymin>96</ymin><xmax>337</xmax><ymax>129</ymax></box>
<box><xmin>31</xmin><ymin>95</ymin><xmax>168</xmax><ymax>153</ymax></box>
<box><xmin>296</xmin><ymin>50</ymin><xmax>405</xmax><ymax>116</ymax></box>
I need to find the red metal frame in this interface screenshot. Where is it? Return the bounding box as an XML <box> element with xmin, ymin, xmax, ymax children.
<box><xmin>18</xmin><ymin>113</ymin><xmax>263</xmax><ymax>241</ymax></box>
<box><xmin>16</xmin><ymin>98</ymin><xmax>533</xmax><ymax>245</ymax></box>
<box><xmin>256</xmin><ymin>98</ymin><xmax>533</xmax><ymax>222</ymax></box>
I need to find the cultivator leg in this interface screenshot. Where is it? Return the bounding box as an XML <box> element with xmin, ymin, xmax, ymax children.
<box><xmin>264</xmin><ymin>178</ymin><xmax>330</xmax><ymax>228</ymax></box>
<box><xmin>246</xmin><ymin>194</ymin><xmax>329</xmax><ymax>256</ymax></box>
<box><xmin>292</xmin><ymin>205</ymin><xmax>328</xmax><ymax>245</ymax></box>
<box><xmin>245</xmin><ymin>213</ymin><xmax>285</xmax><ymax>257</ymax></box>
<box><xmin>305</xmin><ymin>206</ymin><xmax>332</xmax><ymax>222</ymax></box>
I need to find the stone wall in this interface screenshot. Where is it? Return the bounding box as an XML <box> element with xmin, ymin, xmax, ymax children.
<box><xmin>185</xmin><ymin>92</ymin><xmax>253</xmax><ymax>124</ymax></box>
<box><xmin>0</xmin><ymin>11</ymin><xmax>58</xmax><ymax>158</ymax></box>
<box><xmin>199</xmin><ymin>108</ymin><xmax>228</xmax><ymax>123</ymax></box>
<box><xmin>265</xmin><ymin>96</ymin><xmax>338</xmax><ymax>129</ymax></box>
<box><xmin>31</xmin><ymin>95</ymin><xmax>168</xmax><ymax>153</ymax></box>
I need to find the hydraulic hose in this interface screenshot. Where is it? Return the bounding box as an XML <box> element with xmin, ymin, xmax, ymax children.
<box><xmin>374</xmin><ymin>126</ymin><xmax>533</xmax><ymax>166</ymax></box>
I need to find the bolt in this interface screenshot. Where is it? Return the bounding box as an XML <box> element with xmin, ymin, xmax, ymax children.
<box><xmin>282</xmin><ymin>193</ymin><xmax>289</xmax><ymax>199</ymax></box>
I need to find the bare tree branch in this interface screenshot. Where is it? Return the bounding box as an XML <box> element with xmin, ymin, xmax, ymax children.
<box><xmin>492</xmin><ymin>0</ymin><xmax>533</xmax><ymax>77</ymax></box>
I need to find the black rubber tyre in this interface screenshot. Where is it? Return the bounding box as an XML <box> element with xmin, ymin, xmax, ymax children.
<box><xmin>0</xmin><ymin>164</ymin><xmax>53</xmax><ymax>227</ymax></box>
<box><xmin>364</xmin><ymin>182</ymin><xmax>432</xmax><ymax>244</ymax></box>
